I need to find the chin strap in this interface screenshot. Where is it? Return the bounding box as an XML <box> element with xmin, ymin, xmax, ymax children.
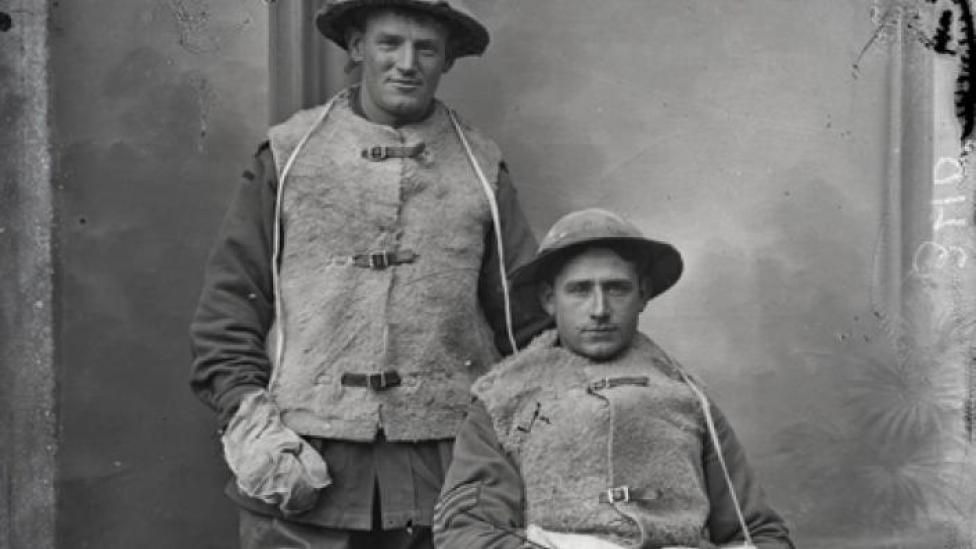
<box><xmin>447</xmin><ymin>108</ymin><xmax>519</xmax><ymax>355</ymax></box>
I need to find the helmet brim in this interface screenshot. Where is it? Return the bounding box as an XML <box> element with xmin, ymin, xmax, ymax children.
<box><xmin>510</xmin><ymin>236</ymin><xmax>684</xmax><ymax>301</ymax></box>
<box><xmin>315</xmin><ymin>0</ymin><xmax>489</xmax><ymax>58</ymax></box>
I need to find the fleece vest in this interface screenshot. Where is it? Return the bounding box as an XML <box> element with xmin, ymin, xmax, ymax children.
<box><xmin>266</xmin><ymin>90</ymin><xmax>503</xmax><ymax>442</ymax></box>
<box><xmin>473</xmin><ymin>331</ymin><xmax>711</xmax><ymax>548</ymax></box>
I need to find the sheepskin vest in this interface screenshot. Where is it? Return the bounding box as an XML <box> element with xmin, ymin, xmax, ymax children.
<box><xmin>473</xmin><ymin>330</ymin><xmax>710</xmax><ymax>548</ymax></box>
<box><xmin>267</xmin><ymin>90</ymin><xmax>502</xmax><ymax>442</ymax></box>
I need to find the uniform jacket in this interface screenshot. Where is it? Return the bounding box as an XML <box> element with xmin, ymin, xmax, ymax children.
<box><xmin>189</xmin><ymin>89</ymin><xmax>550</xmax><ymax>438</ymax></box>
<box><xmin>434</xmin><ymin>330</ymin><xmax>795</xmax><ymax>549</ymax></box>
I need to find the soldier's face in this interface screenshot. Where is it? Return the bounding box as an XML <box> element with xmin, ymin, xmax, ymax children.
<box><xmin>541</xmin><ymin>248</ymin><xmax>647</xmax><ymax>362</ymax></box>
<box><xmin>349</xmin><ymin>10</ymin><xmax>453</xmax><ymax>126</ymax></box>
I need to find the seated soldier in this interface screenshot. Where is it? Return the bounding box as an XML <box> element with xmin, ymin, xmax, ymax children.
<box><xmin>433</xmin><ymin>209</ymin><xmax>795</xmax><ymax>549</ymax></box>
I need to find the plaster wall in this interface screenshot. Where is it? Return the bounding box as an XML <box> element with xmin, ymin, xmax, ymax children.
<box><xmin>49</xmin><ymin>1</ymin><xmax>267</xmax><ymax>547</ymax></box>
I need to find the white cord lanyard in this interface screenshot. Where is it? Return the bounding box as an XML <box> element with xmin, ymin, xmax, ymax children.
<box><xmin>679</xmin><ymin>372</ymin><xmax>756</xmax><ymax>548</ymax></box>
<box><xmin>447</xmin><ymin>109</ymin><xmax>519</xmax><ymax>355</ymax></box>
<box><xmin>269</xmin><ymin>96</ymin><xmax>338</xmax><ymax>381</ymax></box>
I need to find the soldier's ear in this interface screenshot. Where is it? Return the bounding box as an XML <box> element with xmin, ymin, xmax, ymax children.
<box><xmin>538</xmin><ymin>282</ymin><xmax>556</xmax><ymax>317</ymax></box>
<box><xmin>347</xmin><ymin>29</ymin><xmax>365</xmax><ymax>64</ymax></box>
<box><xmin>638</xmin><ymin>277</ymin><xmax>653</xmax><ymax>312</ymax></box>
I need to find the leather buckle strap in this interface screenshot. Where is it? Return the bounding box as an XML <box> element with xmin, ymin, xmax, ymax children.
<box><xmin>340</xmin><ymin>371</ymin><xmax>402</xmax><ymax>391</ymax></box>
<box><xmin>601</xmin><ymin>486</ymin><xmax>630</xmax><ymax>503</ymax></box>
<box><xmin>598</xmin><ymin>486</ymin><xmax>658</xmax><ymax>504</ymax></box>
<box><xmin>588</xmin><ymin>376</ymin><xmax>650</xmax><ymax>392</ymax></box>
<box><xmin>351</xmin><ymin>250</ymin><xmax>418</xmax><ymax>270</ymax></box>
<box><xmin>361</xmin><ymin>143</ymin><xmax>427</xmax><ymax>161</ymax></box>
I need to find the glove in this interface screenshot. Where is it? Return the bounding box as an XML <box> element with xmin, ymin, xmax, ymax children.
<box><xmin>221</xmin><ymin>389</ymin><xmax>332</xmax><ymax>515</ymax></box>
<box><xmin>526</xmin><ymin>525</ymin><xmax>627</xmax><ymax>549</ymax></box>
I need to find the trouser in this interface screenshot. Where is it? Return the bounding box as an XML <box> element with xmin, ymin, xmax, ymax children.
<box><xmin>238</xmin><ymin>486</ymin><xmax>433</xmax><ymax>549</ymax></box>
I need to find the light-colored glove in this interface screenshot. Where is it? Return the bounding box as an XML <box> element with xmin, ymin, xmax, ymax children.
<box><xmin>221</xmin><ymin>389</ymin><xmax>332</xmax><ymax>515</ymax></box>
<box><xmin>526</xmin><ymin>525</ymin><xmax>627</xmax><ymax>549</ymax></box>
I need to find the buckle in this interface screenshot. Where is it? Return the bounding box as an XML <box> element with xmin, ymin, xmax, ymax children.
<box><xmin>589</xmin><ymin>378</ymin><xmax>609</xmax><ymax>392</ymax></box>
<box><xmin>369</xmin><ymin>252</ymin><xmax>390</xmax><ymax>269</ymax></box>
<box><xmin>588</xmin><ymin>376</ymin><xmax>649</xmax><ymax>392</ymax></box>
<box><xmin>370</xmin><ymin>371</ymin><xmax>401</xmax><ymax>390</ymax></box>
<box><xmin>340</xmin><ymin>371</ymin><xmax>401</xmax><ymax>390</ymax></box>
<box><xmin>604</xmin><ymin>486</ymin><xmax>630</xmax><ymax>503</ymax></box>
<box><xmin>369</xmin><ymin>372</ymin><xmax>385</xmax><ymax>390</ymax></box>
<box><xmin>364</xmin><ymin>146</ymin><xmax>387</xmax><ymax>161</ymax></box>
<box><xmin>351</xmin><ymin>249</ymin><xmax>417</xmax><ymax>269</ymax></box>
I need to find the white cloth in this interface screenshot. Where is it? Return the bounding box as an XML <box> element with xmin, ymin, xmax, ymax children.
<box><xmin>526</xmin><ymin>525</ymin><xmax>627</xmax><ymax>549</ymax></box>
<box><xmin>525</xmin><ymin>525</ymin><xmax>755</xmax><ymax>549</ymax></box>
<box><xmin>221</xmin><ymin>389</ymin><xmax>332</xmax><ymax>515</ymax></box>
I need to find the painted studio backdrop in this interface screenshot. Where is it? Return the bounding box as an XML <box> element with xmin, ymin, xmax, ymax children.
<box><xmin>5</xmin><ymin>0</ymin><xmax>976</xmax><ymax>547</ymax></box>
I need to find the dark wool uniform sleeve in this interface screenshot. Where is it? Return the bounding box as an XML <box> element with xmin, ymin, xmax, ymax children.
<box><xmin>189</xmin><ymin>145</ymin><xmax>277</xmax><ymax>427</ymax></box>
<box><xmin>479</xmin><ymin>164</ymin><xmax>553</xmax><ymax>355</ymax></box>
<box><xmin>703</xmin><ymin>403</ymin><xmax>796</xmax><ymax>549</ymax></box>
<box><xmin>434</xmin><ymin>400</ymin><xmax>529</xmax><ymax>549</ymax></box>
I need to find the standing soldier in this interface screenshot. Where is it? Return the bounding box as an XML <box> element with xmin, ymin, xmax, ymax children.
<box><xmin>189</xmin><ymin>1</ymin><xmax>547</xmax><ymax>547</ymax></box>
